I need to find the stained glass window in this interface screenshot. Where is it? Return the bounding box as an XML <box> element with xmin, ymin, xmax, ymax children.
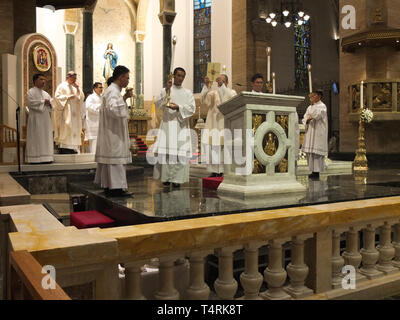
<box><xmin>294</xmin><ymin>17</ymin><xmax>311</xmax><ymax>90</ymax></box>
<box><xmin>194</xmin><ymin>0</ymin><xmax>211</xmax><ymax>93</ymax></box>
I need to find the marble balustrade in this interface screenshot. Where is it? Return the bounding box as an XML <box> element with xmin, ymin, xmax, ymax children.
<box><xmin>7</xmin><ymin>196</ymin><xmax>400</xmax><ymax>300</ymax></box>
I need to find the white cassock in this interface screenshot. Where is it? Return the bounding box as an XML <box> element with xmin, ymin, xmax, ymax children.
<box><xmin>201</xmin><ymin>84</ymin><xmax>237</xmax><ymax>174</ymax></box>
<box><xmin>25</xmin><ymin>87</ymin><xmax>54</xmax><ymax>163</ymax></box>
<box><xmin>302</xmin><ymin>100</ymin><xmax>328</xmax><ymax>173</ymax></box>
<box><xmin>84</xmin><ymin>92</ymin><xmax>102</xmax><ymax>153</ymax></box>
<box><xmin>95</xmin><ymin>83</ymin><xmax>131</xmax><ymax>190</ymax></box>
<box><xmin>153</xmin><ymin>85</ymin><xmax>196</xmax><ymax>184</ymax></box>
<box><xmin>53</xmin><ymin>81</ymin><xmax>84</xmax><ymax>151</ymax></box>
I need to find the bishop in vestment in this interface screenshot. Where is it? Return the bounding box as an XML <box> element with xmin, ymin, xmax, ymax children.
<box><xmin>53</xmin><ymin>71</ymin><xmax>85</xmax><ymax>154</ymax></box>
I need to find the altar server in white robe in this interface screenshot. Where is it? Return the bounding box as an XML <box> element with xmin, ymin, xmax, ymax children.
<box><xmin>201</xmin><ymin>74</ymin><xmax>237</xmax><ymax>176</ymax></box>
<box><xmin>95</xmin><ymin>66</ymin><xmax>133</xmax><ymax>197</ymax></box>
<box><xmin>25</xmin><ymin>74</ymin><xmax>54</xmax><ymax>164</ymax></box>
<box><xmin>302</xmin><ymin>90</ymin><xmax>328</xmax><ymax>179</ymax></box>
<box><xmin>153</xmin><ymin>67</ymin><xmax>196</xmax><ymax>188</ymax></box>
<box><xmin>53</xmin><ymin>71</ymin><xmax>85</xmax><ymax>154</ymax></box>
<box><xmin>85</xmin><ymin>82</ymin><xmax>103</xmax><ymax>153</ymax></box>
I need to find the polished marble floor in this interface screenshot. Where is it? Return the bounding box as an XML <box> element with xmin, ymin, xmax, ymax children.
<box><xmin>68</xmin><ymin>168</ymin><xmax>400</xmax><ymax>226</ymax></box>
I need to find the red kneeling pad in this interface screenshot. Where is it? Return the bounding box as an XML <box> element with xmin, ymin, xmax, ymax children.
<box><xmin>70</xmin><ymin>210</ymin><xmax>115</xmax><ymax>229</ymax></box>
<box><xmin>202</xmin><ymin>177</ymin><xmax>224</xmax><ymax>190</ymax></box>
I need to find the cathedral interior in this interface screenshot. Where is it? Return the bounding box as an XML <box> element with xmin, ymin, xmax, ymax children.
<box><xmin>1</xmin><ymin>0</ymin><xmax>400</xmax><ymax>305</ymax></box>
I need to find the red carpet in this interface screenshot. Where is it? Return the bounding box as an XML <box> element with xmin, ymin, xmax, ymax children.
<box><xmin>202</xmin><ymin>177</ymin><xmax>224</xmax><ymax>190</ymax></box>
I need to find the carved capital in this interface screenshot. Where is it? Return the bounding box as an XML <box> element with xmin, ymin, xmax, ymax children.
<box><xmin>158</xmin><ymin>11</ymin><xmax>177</xmax><ymax>26</ymax></box>
<box><xmin>83</xmin><ymin>0</ymin><xmax>97</xmax><ymax>13</ymax></box>
<box><xmin>134</xmin><ymin>31</ymin><xmax>146</xmax><ymax>43</ymax></box>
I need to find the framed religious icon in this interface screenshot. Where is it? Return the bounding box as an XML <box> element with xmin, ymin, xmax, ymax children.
<box><xmin>207</xmin><ymin>62</ymin><xmax>221</xmax><ymax>82</ymax></box>
<box><xmin>33</xmin><ymin>45</ymin><xmax>52</xmax><ymax>72</ymax></box>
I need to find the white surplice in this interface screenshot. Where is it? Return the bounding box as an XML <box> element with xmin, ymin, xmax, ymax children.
<box><xmin>25</xmin><ymin>87</ymin><xmax>54</xmax><ymax>163</ymax></box>
<box><xmin>201</xmin><ymin>84</ymin><xmax>237</xmax><ymax>174</ymax></box>
<box><xmin>302</xmin><ymin>100</ymin><xmax>328</xmax><ymax>172</ymax></box>
<box><xmin>84</xmin><ymin>92</ymin><xmax>102</xmax><ymax>153</ymax></box>
<box><xmin>153</xmin><ymin>85</ymin><xmax>196</xmax><ymax>184</ymax></box>
<box><xmin>53</xmin><ymin>81</ymin><xmax>85</xmax><ymax>151</ymax></box>
<box><xmin>95</xmin><ymin>83</ymin><xmax>131</xmax><ymax>189</ymax></box>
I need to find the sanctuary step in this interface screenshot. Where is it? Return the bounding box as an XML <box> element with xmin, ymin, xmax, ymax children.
<box><xmin>0</xmin><ymin>173</ymin><xmax>30</xmax><ymax>206</ymax></box>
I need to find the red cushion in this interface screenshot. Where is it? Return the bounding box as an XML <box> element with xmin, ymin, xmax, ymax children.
<box><xmin>202</xmin><ymin>177</ymin><xmax>224</xmax><ymax>190</ymax></box>
<box><xmin>70</xmin><ymin>211</ymin><xmax>115</xmax><ymax>229</ymax></box>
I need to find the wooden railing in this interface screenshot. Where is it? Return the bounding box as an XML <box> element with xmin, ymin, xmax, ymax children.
<box><xmin>0</xmin><ymin>124</ymin><xmax>26</xmax><ymax>164</ymax></box>
<box><xmin>9</xmin><ymin>251</ymin><xmax>70</xmax><ymax>300</ymax></box>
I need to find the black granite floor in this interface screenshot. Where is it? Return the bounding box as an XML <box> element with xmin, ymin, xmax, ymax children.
<box><xmin>68</xmin><ymin>168</ymin><xmax>400</xmax><ymax>226</ymax></box>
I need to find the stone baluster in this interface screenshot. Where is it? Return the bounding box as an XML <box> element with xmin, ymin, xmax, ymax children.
<box><xmin>360</xmin><ymin>224</ymin><xmax>383</xmax><ymax>279</ymax></box>
<box><xmin>284</xmin><ymin>235</ymin><xmax>313</xmax><ymax>299</ymax></box>
<box><xmin>392</xmin><ymin>223</ymin><xmax>400</xmax><ymax>269</ymax></box>
<box><xmin>332</xmin><ymin>229</ymin><xmax>345</xmax><ymax>288</ymax></box>
<box><xmin>214</xmin><ymin>246</ymin><xmax>241</xmax><ymax>300</ymax></box>
<box><xmin>124</xmin><ymin>261</ymin><xmax>146</xmax><ymax>300</ymax></box>
<box><xmin>154</xmin><ymin>256</ymin><xmax>180</xmax><ymax>300</ymax></box>
<box><xmin>342</xmin><ymin>226</ymin><xmax>366</xmax><ymax>283</ymax></box>
<box><xmin>185</xmin><ymin>251</ymin><xmax>212</xmax><ymax>300</ymax></box>
<box><xmin>261</xmin><ymin>239</ymin><xmax>291</xmax><ymax>300</ymax></box>
<box><xmin>377</xmin><ymin>221</ymin><xmax>397</xmax><ymax>275</ymax></box>
<box><xmin>239</xmin><ymin>242</ymin><xmax>265</xmax><ymax>300</ymax></box>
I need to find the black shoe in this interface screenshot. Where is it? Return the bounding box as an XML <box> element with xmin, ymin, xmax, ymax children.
<box><xmin>210</xmin><ymin>173</ymin><xmax>218</xmax><ymax>177</ymax></box>
<box><xmin>106</xmin><ymin>189</ymin><xmax>133</xmax><ymax>198</ymax></box>
<box><xmin>172</xmin><ymin>183</ymin><xmax>181</xmax><ymax>188</ymax></box>
<box><xmin>309</xmin><ymin>172</ymin><xmax>320</xmax><ymax>179</ymax></box>
<box><xmin>163</xmin><ymin>182</ymin><xmax>171</xmax><ymax>186</ymax></box>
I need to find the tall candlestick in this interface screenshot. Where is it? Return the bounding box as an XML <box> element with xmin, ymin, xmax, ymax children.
<box><xmin>266</xmin><ymin>47</ymin><xmax>271</xmax><ymax>82</ymax></box>
<box><xmin>272</xmin><ymin>72</ymin><xmax>276</xmax><ymax>95</ymax></box>
<box><xmin>307</xmin><ymin>64</ymin><xmax>312</xmax><ymax>93</ymax></box>
<box><xmin>360</xmin><ymin>81</ymin><xmax>364</xmax><ymax>109</ymax></box>
<box><xmin>170</xmin><ymin>36</ymin><xmax>177</xmax><ymax>74</ymax></box>
<box><xmin>222</xmin><ymin>65</ymin><xmax>227</xmax><ymax>73</ymax></box>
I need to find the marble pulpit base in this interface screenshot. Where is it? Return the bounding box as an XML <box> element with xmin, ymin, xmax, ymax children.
<box><xmin>218</xmin><ymin>176</ymin><xmax>306</xmax><ymax>199</ymax></box>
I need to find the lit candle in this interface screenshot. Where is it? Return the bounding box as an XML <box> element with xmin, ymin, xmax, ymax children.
<box><xmin>307</xmin><ymin>64</ymin><xmax>312</xmax><ymax>93</ymax></box>
<box><xmin>170</xmin><ymin>36</ymin><xmax>177</xmax><ymax>74</ymax></box>
<box><xmin>222</xmin><ymin>65</ymin><xmax>227</xmax><ymax>74</ymax></box>
<box><xmin>266</xmin><ymin>47</ymin><xmax>271</xmax><ymax>82</ymax></box>
<box><xmin>272</xmin><ymin>72</ymin><xmax>276</xmax><ymax>95</ymax></box>
<box><xmin>360</xmin><ymin>81</ymin><xmax>364</xmax><ymax>109</ymax></box>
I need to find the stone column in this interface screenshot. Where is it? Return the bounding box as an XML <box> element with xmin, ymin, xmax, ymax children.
<box><xmin>158</xmin><ymin>5</ymin><xmax>176</xmax><ymax>87</ymax></box>
<box><xmin>82</xmin><ymin>2</ymin><xmax>97</xmax><ymax>97</ymax></box>
<box><xmin>134</xmin><ymin>31</ymin><xmax>145</xmax><ymax>108</ymax></box>
<box><xmin>63</xmin><ymin>20</ymin><xmax>79</xmax><ymax>73</ymax></box>
<box><xmin>251</xmin><ymin>18</ymin><xmax>272</xmax><ymax>91</ymax></box>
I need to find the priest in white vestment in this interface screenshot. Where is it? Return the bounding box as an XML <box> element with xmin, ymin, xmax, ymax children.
<box><xmin>25</xmin><ymin>74</ymin><xmax>54</xmax><ymax>164</ymax></box>
<box><xmin>84</xmin><ymin>82</ymin><xmax>103</xmax><ymax>153</ymax></box>
<box><xmin>53</xmin><ymin>71</ymin><xmax>85</xmax><ymax>154</ymax></box>
<box><xmin>153</xmin><ymin>67</ymin><xmax>196</xmax><ymax>188</ymax></box>
<box><xmin>200</xmin><ymin>75</ymin><xmax>237</xmax><ymax>176</ymax></box>
<box><xmin>95</xmin><ymin>66</ymin><xmax>133</xmax><ymax>197</ymax></box>
<box><xmin>302</xmin><ymin>90</ymin><xmax>328</xmax><ymax>179</ymax></box>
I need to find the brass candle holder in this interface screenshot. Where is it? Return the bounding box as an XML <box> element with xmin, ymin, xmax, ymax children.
<box><xmin>353</xmin><ymin>105</ymin><xmax>368</xmax><ymax>172</ymax></box>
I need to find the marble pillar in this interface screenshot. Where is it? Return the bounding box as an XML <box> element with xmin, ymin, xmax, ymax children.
<box><xmin>82</xmin><ymin>4</ymin><xmax>96</xmax><ymax>97</ymax></box>
<box><xmin>63</xmin><ymin>22</ymin><xmax>79</xmax><ymax>73</ymax></box>
<box><xmin>158</xmin><ymin>10</ymin><xmax>176</xmax><ymax>86</ymax></box>
<box><xmin>135</xmin><ymin>31</ymin><xmax>145</xmax><ymax>108</ymax></box>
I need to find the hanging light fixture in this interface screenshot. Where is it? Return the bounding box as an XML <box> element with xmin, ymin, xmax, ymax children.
<box><xmin>264</xmin><ymin>0</ymin><xmax>310</xmax><ymax>29</ymax></box>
